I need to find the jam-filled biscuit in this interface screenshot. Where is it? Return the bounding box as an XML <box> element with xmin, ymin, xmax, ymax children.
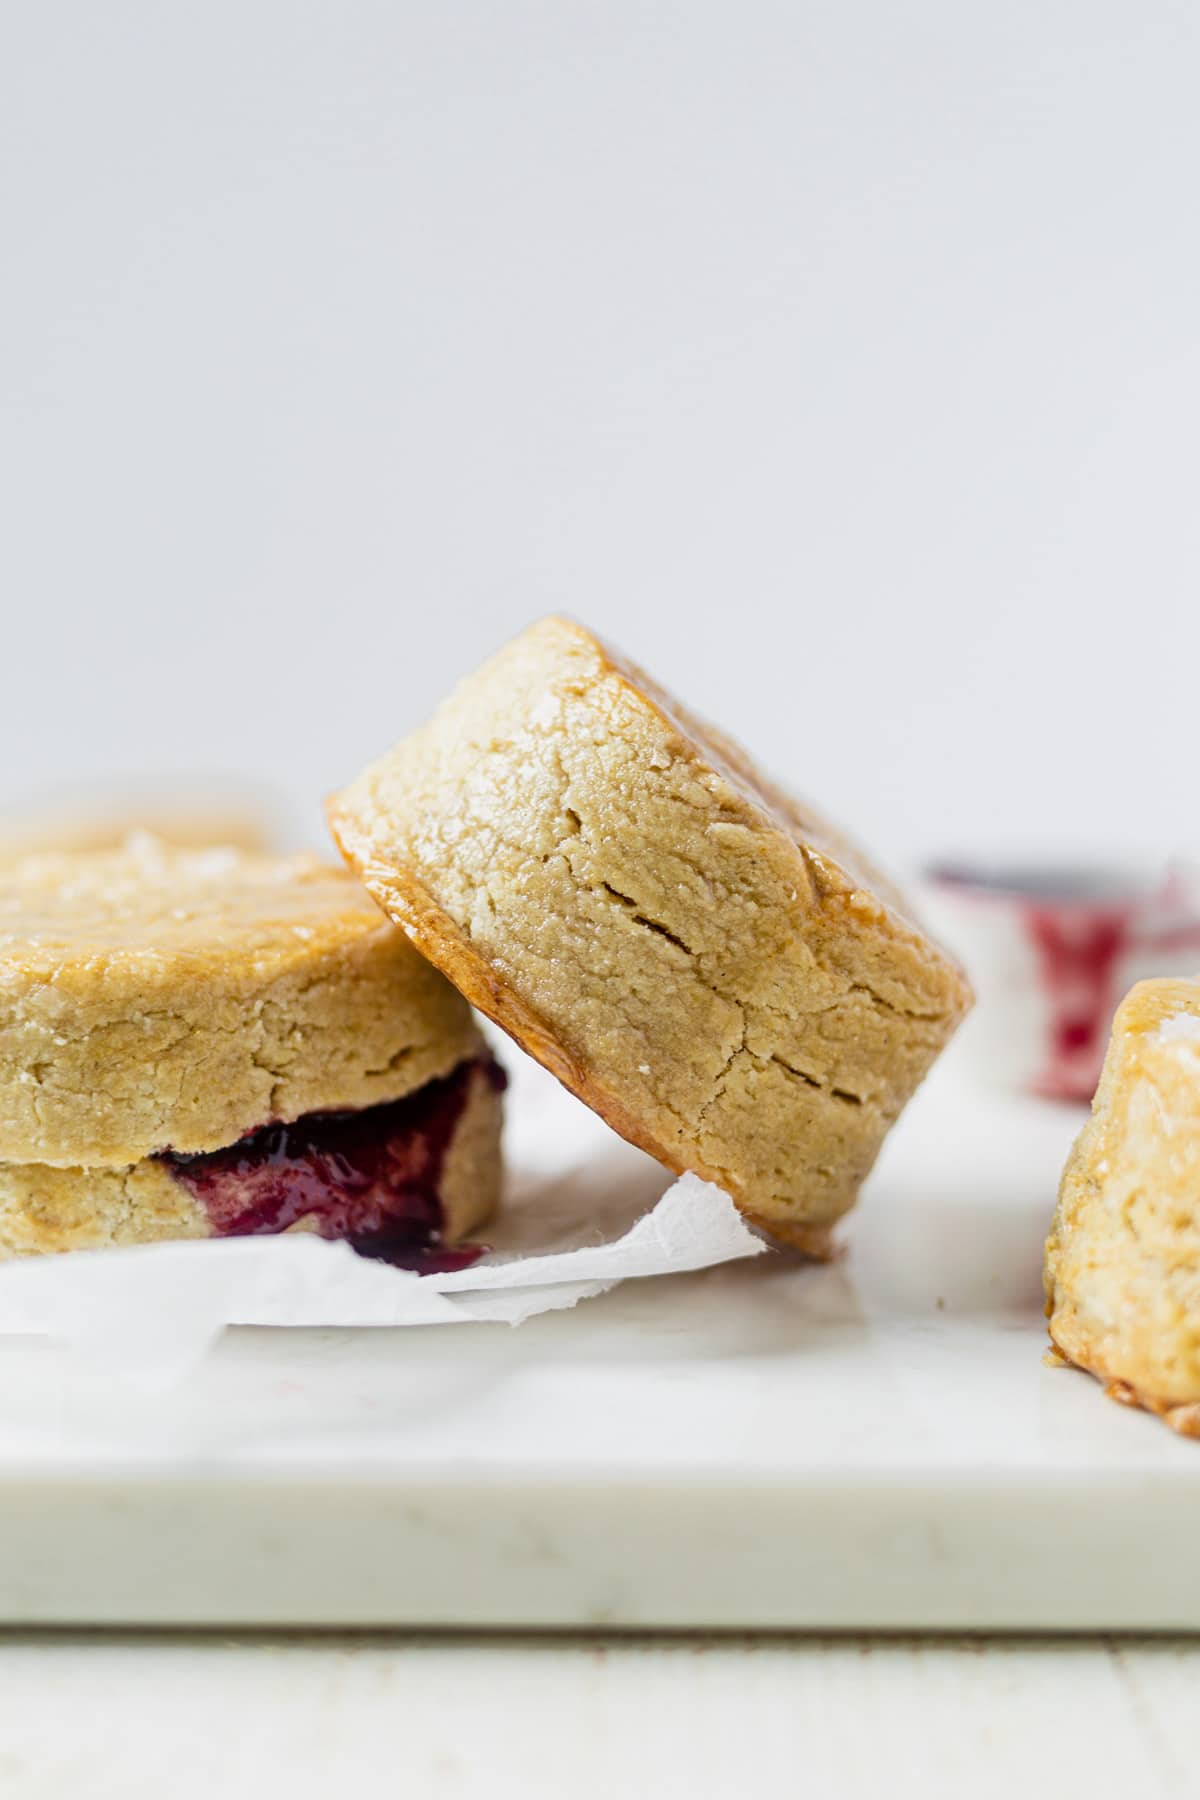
<box><xmin>0</xmin><ymin>842</ymin><xmax>502</xmax><ymax>1263</ymax></box>
<box><xmin>1046</xmin><ymin>978</ymin><xmax>1200</xmax><ymax>1437</ymax></box>
<box><xmin>329</xmin><ymin>616</ymin><xmax>970</xmax><ymax>1253</ymax></box>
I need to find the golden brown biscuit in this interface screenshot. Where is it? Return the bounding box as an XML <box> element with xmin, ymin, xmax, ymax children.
<box><xmin>0</xmin><ymin>840</ymin><xmax>482</xmax><ymax>1167</ymax></box>
<box><xmin>329</xmin><ymin>616</ymin><xmax>971</xmax><ymax>1251</ymax></box>
<box><xmin>1046</xmin><ymin>978</ymin><xmax>1200</xmax><ymax>1436</ymax></box>
<box><xmin>0</xmin><ymin>841</ymin><xmax>502</xmax><ymax>1263</ymax></box>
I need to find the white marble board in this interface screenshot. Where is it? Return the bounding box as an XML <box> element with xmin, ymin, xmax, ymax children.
<box><xmin>0</xmin><ymin>1056</ymin><xmax>1194</xmax><ymax>1630</ymax></box>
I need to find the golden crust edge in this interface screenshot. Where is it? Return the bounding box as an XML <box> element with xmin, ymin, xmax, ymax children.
<box><xmin>1045</xmin><ymin>1321</ymin><xmax>1200</xmax><ymax>1439</ymax></box>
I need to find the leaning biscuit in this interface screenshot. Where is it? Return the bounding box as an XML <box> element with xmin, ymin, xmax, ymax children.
<box><xmin>0</xmin><ymin>841</ymin><xmax>502</xmax><ymax>1262</ymax></box>
<box><xmin>1046</xmin><ymin>978</ymin><xmax>1200</xmax><ymax>1437</ymax></box>
<box><xmin>329</xmin><ymin>616</ymin><xmax>970</xmax><ymax>1251</ymax></box>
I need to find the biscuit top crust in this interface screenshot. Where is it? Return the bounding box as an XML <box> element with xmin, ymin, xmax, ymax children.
<box><xmin>335</xmin><ymin>614</ymin><xmax>954</xmax><ymax>962</ymax></box>
<box><xmin>1</xmin><ymin>841</ymin><xmax>379</xmax><ymax>966</ymax></box>
<box><xmin>1114</xmin><ymin>977</ymin><xmax>1200</xmax><ymax>1036</ymax></box>
<box><xmin>1072</xmin><ymin>977</ymin><xmax>1200</xmax><ymax>1150</ymax></box>
<box><xmin>0</xmin><ymin>840</ymin><xmax>482</xmax><ymax>1167</ymax></box>
<box><xmin>329</xmin><ymin>616</ymin><xmax>971</xmax><ymax>1239</ymax></box>
<box><xmin>1075</xmin><ymin>977</ymin><xmax>1200</xmax><ymax>1133</ymax></box>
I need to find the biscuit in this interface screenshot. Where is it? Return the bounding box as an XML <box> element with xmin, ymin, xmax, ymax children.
<box><xmin>329</xmin><ymin>616</ymin><xmax>970</xmax><ymax>1250</ymax></box>
<box><xmin>0</xmin><ymin>840</ymin><xmax>482</xmax><ymax>1166</ymax></box>
<box><xmin>1046</xmin><ymin>978</ymin><xmax>1200</xmax><ymax>1436</ymax></box>
<box><xmin>0</xmin><ymin>841</ymin><xmax>502</xmax><ymax>1262</ymax></box>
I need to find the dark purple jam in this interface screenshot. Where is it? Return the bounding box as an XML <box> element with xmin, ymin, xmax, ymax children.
<box><xmin>159</xmin><ymin>1056</ymin><xmax>505</xmax><ymax>1272</ymax></box>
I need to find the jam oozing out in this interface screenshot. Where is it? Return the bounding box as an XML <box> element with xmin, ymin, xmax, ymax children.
<box><xmin>159</xmin><ymin>1057</ymin><xmax>505</xmax><ymax>1271</ymax></box>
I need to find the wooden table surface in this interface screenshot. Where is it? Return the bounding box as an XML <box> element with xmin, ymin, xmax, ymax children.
<box><xmin>0</xmin><ymin>1634</ymin><xmax>1194</xmax><ymax>1797</ymax></box>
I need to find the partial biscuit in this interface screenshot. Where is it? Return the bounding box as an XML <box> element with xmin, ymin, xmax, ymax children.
<box><xmin>1046</xmin><ymin>978</ymin><xmax>1200</xmax><ymax>1436</ymax></box>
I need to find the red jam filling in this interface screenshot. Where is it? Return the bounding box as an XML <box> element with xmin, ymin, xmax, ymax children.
<box><xmin>159</xmin><ymin>1056</ymin><xmax>505</xmax><ymax>1271</ymax></box>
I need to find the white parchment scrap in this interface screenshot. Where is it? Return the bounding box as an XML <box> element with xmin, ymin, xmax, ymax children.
<box><xmin>0</xmin><ymin>1052</ymin><xmax>767</xmax><ymax>1382</ymax></box>
<box><xmin>0</xmin><ymin>1173</ymin><xmax>762</xmax><ymax>1384</ymax></box>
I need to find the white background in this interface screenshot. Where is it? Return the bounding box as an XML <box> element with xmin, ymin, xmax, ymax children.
<box><xmin>2</xmin><ymin>2</ymin><xmax>1197</xmax><ymax>867</ymax></box>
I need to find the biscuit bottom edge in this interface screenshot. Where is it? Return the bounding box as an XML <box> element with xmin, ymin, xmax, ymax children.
<box><xmin>737</xmin><ymin>1206</ymin><xmax>837</xmax><ymax>1262</ymax></box>
<box><xmin>0</xmin><ymin>1054</ymin><xmax>505</xmax><ymax>1269</ymax></box>
<box><xmin>1046</xmin><ymin>1324</ymin><xmax>1200</xmax><ymax>1440</ymax></box>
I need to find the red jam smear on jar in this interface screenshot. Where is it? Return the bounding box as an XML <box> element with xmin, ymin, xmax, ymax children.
<box><xmin>159</xmin><ymin>1057</ymin><xmax>504</xmax><ymax>1271</ymax></box>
